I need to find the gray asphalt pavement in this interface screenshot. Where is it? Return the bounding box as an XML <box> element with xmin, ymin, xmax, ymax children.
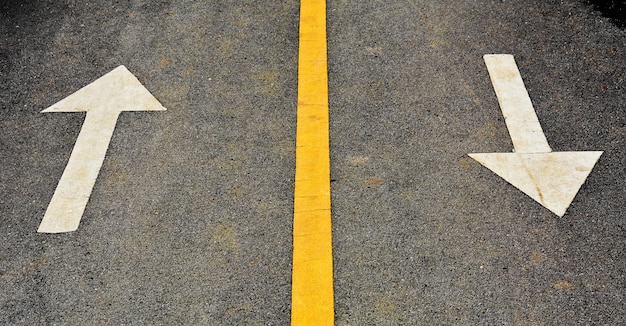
<box><xmin>1</xmin><ymin>0</ymin><xmax>624</xmax><ymax>325</ymax></box>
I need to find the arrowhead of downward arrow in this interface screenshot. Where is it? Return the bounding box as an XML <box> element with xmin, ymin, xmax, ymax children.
<box><xmin>468</xmin><ymin>151</ymin><xmax>603</xmax><ymax>216</ymax></box>
<box><xmin>42</xmin><ymin>65</ymin><xmax>166</xmax><ymax>113</ymax></box>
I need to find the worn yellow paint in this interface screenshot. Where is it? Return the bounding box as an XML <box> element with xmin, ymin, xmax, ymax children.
<box><xmin>291</xmin><ymin>0</ymin><xmax>333</xmax><ymax>325</ymax></box>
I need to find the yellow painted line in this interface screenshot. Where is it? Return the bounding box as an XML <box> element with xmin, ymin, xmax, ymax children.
<box><xmin>291</xmin><ymin>0</ymin><xmax>333</xmax><ymax>325</ymax></box>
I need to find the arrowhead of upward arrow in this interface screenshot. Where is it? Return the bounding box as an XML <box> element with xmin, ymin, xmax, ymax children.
<box><xmin>43</xmin><ymin>65</ymin><xmax>166</xmax><ymax>114</ymax></box>
<box><xmin>469</xmin><ymin>55</ymin><xmax>602</xmax><ymax>217</ymax></box>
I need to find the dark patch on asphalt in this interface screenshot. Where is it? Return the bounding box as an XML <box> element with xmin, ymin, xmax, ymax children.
<box><xmin>0</xmin><ymin>1</ymin><xmax>41</xmax><ymax>18</ymax></box>
<box><xmin>585</xmin><ymin>0</ymin><xmax>626</xmax><ymax>27</ymax></box>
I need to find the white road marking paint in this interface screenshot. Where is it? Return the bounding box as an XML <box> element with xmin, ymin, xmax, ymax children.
<box><xmin>38</xmin><ymin>66</ymin><xmax>166</xmax><ymax>233</ymax></box>
<box><xmin>483</xmin><ymin>54</ymin><xmax>552</xmax><ymax>153</ymax></box>
<box><xmin>469</xmin><ymin>54</ymin><xmax>602</xmax><ymax>217</ymax></box>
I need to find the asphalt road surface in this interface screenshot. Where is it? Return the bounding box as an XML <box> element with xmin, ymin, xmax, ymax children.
<box><xmin>1</xmin><ymin>0</ymin><xmax>624</xmax><ymax>324</ymax></box>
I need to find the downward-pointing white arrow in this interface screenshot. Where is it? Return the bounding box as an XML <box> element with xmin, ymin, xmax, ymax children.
<box><xmin>38</xmin><ymin>66</ymin><xmax>166</xmax><ymax>233</ymax></box>
<box><xmin>469</xmin><ymin>54</ymin><xmax>602</xmax><ymax>217</ymax></box>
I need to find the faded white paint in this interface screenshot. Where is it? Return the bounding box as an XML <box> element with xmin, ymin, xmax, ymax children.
<box><xmin>470</xmin><ymin>55</ymin><xmax>602</xmax><ymax>217</ymax></box>
<box><xmin>469</xmin><ymin>152</ymin><xmax>602</xmax><ymax>216</ymax></box>
<box><xmin>483</xmin><ymin>54</ymin><xmax>552</xmax><ymax>154</ymax></box>
<box><xmin>39</xmin><ymin>66</ymin><xmax>166</xmax><ymax>233</ymax></box>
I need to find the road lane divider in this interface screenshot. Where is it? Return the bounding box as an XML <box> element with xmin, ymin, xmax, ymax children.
<box><xmin>291</xmin><ymin>0</ymin><xmax>334</xmax><ymax>324</ymax></box>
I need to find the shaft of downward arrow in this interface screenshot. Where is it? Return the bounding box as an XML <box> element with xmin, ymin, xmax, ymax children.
<box><xmin>484</xmin><ymin>54</ymin><xmax>552</xmax><ymax>154</ymax></box>
<box><xmin>38</xmin><ymin>109</ymin><xmax>121</xmax><ymax>233</ymax></box>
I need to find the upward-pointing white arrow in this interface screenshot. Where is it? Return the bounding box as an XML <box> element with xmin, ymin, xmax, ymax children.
<box><xmin>38</xmin><ymin>66</ymin><xmax>166</xmax><ymax>233</ymax></box>
<box><xmin>469</xmin><ymin>54</ymin><xmax>602</xmax><ymax>217</ymax></box>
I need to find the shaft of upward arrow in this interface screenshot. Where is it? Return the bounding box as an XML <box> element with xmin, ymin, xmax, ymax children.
<box><xmin>38</xmin><ymin>110</ymin><xmax>120</xmax><ymax>233</ymax></box>
<box><xmin>483</xmin><ymin>54</ymin><xmax>552</xmax><ymax>154</ymax></box>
